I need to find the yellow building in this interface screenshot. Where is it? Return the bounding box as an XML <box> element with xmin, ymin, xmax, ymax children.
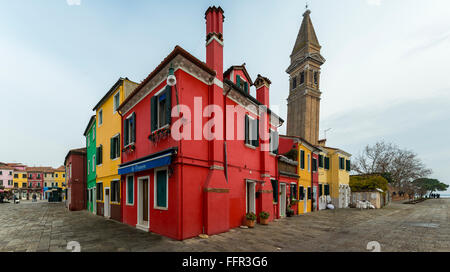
<box><xmin>54</xmin><ymin>166</ymin><xmax>66</xmax><ymax>190</ymax></box>
<box><xmin>315</xmin><ymin>145</ymin><xmax>330</xmax><ymax>210</ymax></box>
<box><xmin>93</xmin><ymin>78</ymin><xmax>137</xmax><ymax>220</ymax></box>
<box><xmin>322</xmin><ymin>146</ymin><xmax>352</xmax><ymax>209</ymax></box>
<box><xmin>296</xmin><ymin>139</ymin><xmax>315</xmax><ymax>214</ymax></box>
<box><xmin>13</xmin><ymin>170</ymin><xmax>28</xmax><ymax>199</ymax></box>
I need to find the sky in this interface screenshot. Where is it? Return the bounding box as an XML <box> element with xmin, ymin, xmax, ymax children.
<box><xmin>1</xmin><ymin>0</ymin><xmax>449</xmax><ymax>192</ymax></box>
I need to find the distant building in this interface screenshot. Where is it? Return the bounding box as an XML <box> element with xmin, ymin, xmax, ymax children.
<box><xmin>84</xmin><ymin>115</ymin><xmax>97</xmax><ymax>214</ymax></box>
<box><xmin>64</xmin><ymin>148</ymin><xmax>87</xmax><ymax>211</ymax></box>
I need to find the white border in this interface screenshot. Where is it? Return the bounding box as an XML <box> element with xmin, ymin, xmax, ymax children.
<box><xmin>154</xmin><ymin>167</ymin><xmax>169</xmax><ymax>210</ymax></box>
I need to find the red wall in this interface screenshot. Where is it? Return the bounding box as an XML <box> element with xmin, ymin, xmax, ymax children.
<box><xmin>66</xmin><ymin>153</ymin><xmax>86</xmax><ymax>211</ymax></box>
<box><xmin>120</xmin><ymin>68</ymin><xmax>279</xmax><ymax>240</ymax></box>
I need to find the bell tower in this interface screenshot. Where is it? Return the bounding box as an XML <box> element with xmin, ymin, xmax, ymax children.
<box><xmin>286</xmin><ymin>9</ymin><xmax>325</xmax><ymax>145</ymax></box>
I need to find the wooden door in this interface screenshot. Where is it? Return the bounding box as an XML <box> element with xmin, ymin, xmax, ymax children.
<box><xmin>142</xmin><ymin>179</ymin><xmax>149</xmax><ymax>222</ymax></box>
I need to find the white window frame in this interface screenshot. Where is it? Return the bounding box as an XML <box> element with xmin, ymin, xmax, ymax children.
<box><xmin>245</xmin><ymin>115</ymin><xmax>258</xmax><ymax>149</ymax></box>
<box><xmin>154</xmin><ymin>167</ymin><xmax>169</xmax><ymax>210</ymax></box>
<box><xmin>126</xmin><ymin>174</ymin><xmax>134</xmax><ymax>206</ymax></box>
<box><xmin>307</xmin><ymin>154</ymin><xmax>311</xmax><ymax>172</ymax></box>
<box><xmin>113</xmin><ymin>91</ymin><xmax>120</xmax><ymax>113</ymax></box>
<box><xmin>111</xmin><ymin>133</ymin><xmax>120</xmax><ymax>160</ymax></box>
<box><xmin>98</xmin><ymin>109</ymin><xmax>103</xmax><ymax>127</ymax></box>
<box><xmin>125</xmin><ymin>113</ymin><xmax>136</xmax><ymax>147</ymax></box>
<box><xmin>92</xmin><ymin>155</ymin><xmax>95</xmax><ymax>172</ymax></box>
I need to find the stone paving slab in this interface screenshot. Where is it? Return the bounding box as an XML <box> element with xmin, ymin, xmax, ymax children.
<box><xmin>1</xmin><ymin>199</ymin><xmax>449</xmax><ymax>252</ymax></box>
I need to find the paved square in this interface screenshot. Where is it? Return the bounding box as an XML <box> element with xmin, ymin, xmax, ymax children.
<box><xmin>0</xmin><ymin>199</ymin><xmax>449</xmax><ymax>252</ymax></box>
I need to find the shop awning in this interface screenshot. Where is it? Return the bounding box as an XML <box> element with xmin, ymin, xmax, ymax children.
<box><xmin>118</xmin><ymin>147</ymin><xmax>177</xmax><ymax>175</ymax></box>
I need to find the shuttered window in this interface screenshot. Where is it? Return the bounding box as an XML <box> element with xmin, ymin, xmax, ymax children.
<box><xmin>339</xmin><ymin>157</ymin><xmax>345</xmax><ymax>170</ymax></box>
<box><xmin>318</xmin><ymin>155</ymin><xmax>324</xmax><ymax>168</ymax></box>
<box><xmin>324</xmin><ymin>184</ymin><xmax>330</xmax><ymax>195</ymax></box>
<box><xmin>324</xmin><ymin>157</ymin><xmax>330</xmax><ymax>170</ymax></box>
<box><xmin>312</xmin><ymin>158</ymin><xmax>318</xmax><ymax>172</ymax></box>
<box><xmin>110</xmin><ymin>135</ymin><xmax>120</xmax><ymax>159</ymax></box>
<box><xmin>151</xmin><ymin>86</ymin><xmax>172</xmax><ymax>132</ymax></box>
<box><xmin>290</xmin><ymin>184</ymin><xmax>298</xmax><ymax>200</ymax></box>
<box><xmin>124</xmin><ymin>113</ymin><xmax>136</xmax><ymax>147</ymax></box>
<box><xmin>96</xmin><ymin>145</ymin><xmax>103</xmax><ymax>165</ymax></box>
<box><xmin>96</xmin><ymin>183</ymin><xmax>103</xmax><ymax>201</ymax></box>
<box><xmin>111</xmin><ymin>180</ymin><xmax>120</xmax><ymax>203</ymax></box>
<box><xmin>299</xmin><ymin>186</ymin><xmax>305</xmax><ymax>200</ymax></box>
<box><xmin>307</xmin><ymin>187</ymin><xmax>312</xmax><ymax>200</ymax></box>
<box><xmin>269</xmin><ymin>130</ymin><xmax>279</xmax><ymax>154</ymax></box>
<box><xmin>319</xmin><ymin>184</ymin><xmax>323</xmax><ymax>196</ymax></box>
<box><xmin>346</xmin><ymin>160</ymin><xmax>351</xmax><ymax>172</ymax></box>
<box><xmin>300</xmin><ymin>150</ymin><xmax>305</xmax><ymax>169</ymax></box>
<box><xmin>155</xmin><ymin>169</ymin><xmax>168</xmax><ymax>209</ymax></box>
<box><xmin>271</xmin><ymin>180</ymin><xmax>279</xmax><ymax>203</ymax></box>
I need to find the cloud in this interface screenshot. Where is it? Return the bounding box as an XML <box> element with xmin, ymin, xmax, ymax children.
<box><xmin>367</xmin><ymin>0</ymin><xmax>382</xmax><ymax>6</ymax></box>
<box><xmin>66</xmin><ymin>0</ymin><xmax>81</xmax><ymax>6</ymax></box>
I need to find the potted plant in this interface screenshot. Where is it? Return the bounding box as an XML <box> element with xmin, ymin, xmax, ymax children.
<box><xmin>245</xmin><ymin>212</ymin><xmax>257</xmax><ymax>228</ymax></box>
<box><xmin>259</xmin><ymin>212</ymin><xmax>270</xmax><ymax>225</ymax></box>
<box><xmin>286</xmin><ymin>208</ymin><xmax>294</xmax><ymax>217</ymax></box>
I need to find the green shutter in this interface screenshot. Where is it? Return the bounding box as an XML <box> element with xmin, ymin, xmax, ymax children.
<box><xmin>271</xmin><ymin>180</ymin><xmax>278</xmax><ymax>203</ymax></box>
<box><xmin>254</xmin><ymin>119</ymin><xmax>259</xmax><ymax>147</ymax></box>
<box><xmin>131</xmin><ymin>113</ymin><xmax>136</xmax><ymax>143</ymax></box>
<box><xmin>165</xmin><ymin>85</ymin><xmax>172</xmax><ymax>126</ymax></box>
<box><xmin>151</xmin><ymin>96</ymin><xmax>157</xmax><ymax>132</ymax></box>
<box><xmin>300</xmin><ymin>150</ymin><xmax>305</xmax><ymax>169</ymax></box>
<box><xmin>156</xmin><ymin>170</ymin><xmax>167</xmax><ymax>208</ymax></box>
<box><xmin>236</xmin><ymin>75</ymin><xmax>241</xmax><ymax>88</ymax></box>
<box><xmin>110</xmin><ymin>137</ymin><xmax>114</xmax><ymax>159</ymax></box>
<box><xmin>346</xmin><ymin>160</ymin><xmax>351</xmax><ymax>172</ymax></box>
<box><xmin>124</xmin><ymin>118</ymin><xmax>129</xmax><ymax>146</ymax></box>
<box><xmin>127</xmin><ymin>177</ymin><xmax>133</xmax><ymax>204</ymax></box>
<box><xmin>244</xmin><ymin>115</ymin><xmax>249</xmax><ymax>145</ymax></box>
<box><xmin>244</xmin><ymin>82</ymin><xmax>249</xmax><ymax>94</ymax></box>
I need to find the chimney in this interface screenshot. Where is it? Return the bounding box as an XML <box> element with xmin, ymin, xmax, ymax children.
<box><xmin>254</xmin><ymin>74</ymin><xmax>271</xmax><ymax>108</ymax></box>
<box><xmin>205</xmin><ymin>6</ymin><xmax>224</xmax><ymax>81</ymax></box>
<box><xmin>318</xmin><ymin>139</ymin><xmax>326</xmax><ymax>147</ymax></box>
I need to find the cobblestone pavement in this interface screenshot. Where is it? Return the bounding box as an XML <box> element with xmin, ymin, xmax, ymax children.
<box><xmin>0</xmin><ymin>199</ymin><xmax>449</xmax><ymax>252</ymax></box>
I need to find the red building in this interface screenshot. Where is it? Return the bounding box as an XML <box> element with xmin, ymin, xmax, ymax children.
<box><xmin>64</xmin><ymin>148</ymin><xmax>87</xmax><ymax>211</ymax></box>
<box><xmin>26</xmin><ymin>167</ymin><xmax>45</xmax><ymax>199</ymax></box>
<box><xmin>117</xmin><ymin>6</ymin><xmax>283</xmax><ymax>240</ymax></box>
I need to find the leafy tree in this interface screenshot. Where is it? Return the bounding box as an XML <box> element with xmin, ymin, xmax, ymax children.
<box><xmin>413</xmin><ymin>178</ymin><xmax>449</xmax><ymax>197</ymax></box>
<box><xmin>350</xmin><ymin>175</ymin><xmax>389</xmax><ymax>193</ymax></box>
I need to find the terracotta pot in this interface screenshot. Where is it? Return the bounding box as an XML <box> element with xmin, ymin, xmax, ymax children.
<box><xmin>260</xmin><ymin>218</ymin><xmax>269</xmax><ymax>225</ymax></box>
<box><xmin>246</xmin><ymin>219</ymin><xmax>256</xmax><ymax>228</ymax></box>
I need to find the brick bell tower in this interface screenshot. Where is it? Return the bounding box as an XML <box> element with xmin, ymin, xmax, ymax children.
<box><xmin>286</xmin><ymin>9</ymin><xmax>325</xmax><ymax>145</ymax></box>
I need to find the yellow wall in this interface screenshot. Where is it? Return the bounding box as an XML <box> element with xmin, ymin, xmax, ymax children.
<box><xmin>55</xmin><ymin>171</ymin><xmax>66</xmax><ymax>189</ymax></box>
<box><xmin>13</xmin><ymin>172</ymin><xmax>27</xmax><ymax>188</ymax></box>
<box><xmin>324</xmin><ymin>148</ymin><xmax>350</xmax><ymax>200</ymax></box>
<box><xmin>297</xmin><ymin>143</ymin><xmax>312</xmax><ymax>213</ymax></box>
<box><xmin>95</xmin><ymin>82</ymin><xmax>126</xmax><ymax>205</ymax></box>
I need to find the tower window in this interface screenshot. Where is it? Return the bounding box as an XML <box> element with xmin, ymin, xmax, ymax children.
<box><xmin>314</xmin><ymin>72</ymin><xmax>319</xmax><ymax>85</ymax></box>
<box><xmin>292</xmin><ymin>77</ymin><xmax>297</xmax><ymax>90</ymax></box>
<box><xmin>300</xmin><ymin>71</ymin><xmax>305</xmax><ymax>85</ymax></box>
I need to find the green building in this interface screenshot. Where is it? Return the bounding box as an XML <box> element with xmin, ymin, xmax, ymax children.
<box><xmin>84</xmin><ymin>115</ymin><xmax>97</xmax><ymax>214</ymax></box>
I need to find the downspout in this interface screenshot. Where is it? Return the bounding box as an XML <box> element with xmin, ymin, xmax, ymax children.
<box><xmin>223</xmin><ymin>85</ymin><xmax>232</xmax><ymax>183</ymax></box>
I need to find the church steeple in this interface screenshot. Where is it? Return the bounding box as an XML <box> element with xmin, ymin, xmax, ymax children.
<box><xmin>290</xmin><ymin>9</ymin><xmax>321</xmax><ymax>59</ymax></box>
<box><xmin>286</xmin><ymin>9</ymin><xmax>325</xmax><ymax>145</ymax></box>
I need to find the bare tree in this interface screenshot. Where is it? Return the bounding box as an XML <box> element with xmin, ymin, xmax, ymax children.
<box><xmin>352</xmin><ymin>141</ymin><xmax>432</xmax><ymax>195</ymax></box>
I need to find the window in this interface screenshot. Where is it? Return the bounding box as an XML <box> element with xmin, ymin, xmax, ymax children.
<box><xmin>318</xmin><ymin>155</ymin><xmax>324</xmax><ymax>168</ymax></box>
<box><xmin>29</xmin><ymin>174</ymin><xmax>32</xmax><ymax>179</ymax></box>
<box><xmin>299</xmin><ymin>186</ymin><xmax>305</xmax><ymax>200</ymax></box>
<box><xmin>29</xmin><ymin>182</ymin><xmax>32</xmax><ymax>187</ymax></box>
<box><xmin>312</xmin><ymin>157</ymin><xmax>317</xmax><ymax>172</ymax></box>
<box><xmin>0</xmin><ymin>180</ymin><xmax>3</xmax><ymax>186</ymax></box>
<box><xmin>14</xmin><ymin>183</ymin><xmax>18</xmax><ymax>188</ymax></box>
<box><xmin>124</xmin><ymin>113</ymin><xmax>136</xmax><ymax>147</ymax></box>
<box><xmin>96</xmin><ymin>145</ymin><xmax>103</xmax><ymax>165</ymax></box>
<box><xmin>269</xmin><ymin>130</ymin><xmax>279</xmax><ymax>155</ymax></box>
<box><xmin>300</xmin><ymin>71</ymin><xmax>305</xmax><ymax>84</ymax></box>
<box><xmin>292</xmin><ymin>76</ymin><xmax>297</xmax><ymax>90</ymax></box>
<box><xmin>300</xmin><ymin>150</ymin><xmax>305</xmax><ymax>169</ymax></box>
<box><xmin>324</xmin><ymin>184</ymin><xmax>330</xmax><ymax>196</ymax></box>
<box><xmin>8</xmin><ymin>180</ymin><xmax>13</xmax><ymax>186</ymax></box>
<box><xmin>245</xmin><ymin>115</ymin><xmax>259</xmax><ymax>148</ymax></box>
<box><xmin>113</xmin><ymin>91</ymin><xmax>120</xmax><ymax>112</ymax></box>
<box><xmin>98</xmin><ymin>109</ymin><xmax>103</xmax><ymax>126</ymax></box>
<box><xmin>236</xmin><ymin>75</ymin><xmax>249</xmax><ymax>94</ymax></box>
<box><xmin>0</xmin><ymin>171</ymin><xmax>2</xmax><ymax>175</ymax></box>
<box><xmin>55</xmin><ymin>174</ymin><xmax>58</xmax><ymax>178</ymax></box>
<box><xmin>307</xmin><ymin>154</ymin><xmax>311</xmax><ymax>172</ymax></box>
<box><xmin>324</xmin><ymin>157</ymin><xmax>330</xmax><ymax>170</ymax></box>
<box><xmin>44</xmin><ymin>182</ymin><xmax>47</xmax><ymax>187</ymax></box>
<box><xmin>151</xmin><ymin>86</ymin><xmax>172</xmax><ymax>132</ymax></box>
<box><xmin>22</xmin><ymin>174</ymin><xmax>26</xmax><ymax>178</ymax></box>
<box><xmin>87</xmin><ymin>161</ymin><xmax>90</xmax><ymax>175</ymax></box>
<box><xmin>271</xmin><ymin>180</ymin><xmax>278</xmax><ymax>203</ymax></box>
<box><xmin>96</xmin><ymin>183</ymin><xmax>103</xmax><ymax>201</ymax></box>
<box><xmin>339</xmin><ymin>157</ymin><xmax>345</xmax><ymax>170</ymax></box>
<box><xmin>110</xmin><ymin>134</ymin><xmax>120</xmax><ymax>159</ymax></box>
<box><xmin>37</xmin><ymin>183</ymin><xmax>41</xmax><ymax>188</ymax></box>
<box><xmin>154</xmin><ymin>169</ymin><xmax>168</xmax><ymax>209</ymax></box>
<box><xmin>126</xmin><ymin>175</ymin><xmax>134</xmax><ymax>205</ymax></box>
<box><xmin>307</xmin><ymin>187</ymin><xmax>312</xmax><ymax>200</ymax></box>
<box><xmin>22</xmin><ymin>183</ymin><xmax>26</xmax><ymax>188</ymax></box>
<box><xmin>37</xmin><ymin>174</ymin><xmax>40</xmax><ymax>179</ymax></box>
<box><xmin>63</xmin><ymin>174</ymin><xmax>65</xmax><ymax>178</ymax></box>
<box><xmin>92</xmin><ymin>155</ymin><xmax>95</xmax><ymax>172</ymax></box>
<box><xmin>290</xmin><ymin>184</ymin><xmax>297</xmax><ymax>200</ymax></box>
<box><xmin>346</xmin><ymin>160</ymin><xmax>351</xmax><ymax>172</ymax></box>
<box><xmin>9</xmin><ymin>171</ymin><xmax>12</xmax><ymax>175</ymax></box>
<box><xmin>111</xmin><ymin>180</ymin><xmax>120</xmax><ymax>203</ymax></box>
<box><xmin>314</xmin><ymin>71</ymin><xmax>319</xmax><ymax>85</ymax></box>
<box><xmin>14</xmin><ymin>174</ymin><xmax>18</xmax><ymax>178</ymax></box>
<box><xmin>319</xmin><ymin>184</ymin><xmax>323</xmax><ymax>196</ymax></box>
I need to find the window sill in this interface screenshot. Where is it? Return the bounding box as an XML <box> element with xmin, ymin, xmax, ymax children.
<box><xmin>154</xmin><ymin>206</ymin><xmax>168</xmax><ymax>211</ymax></box>
<box><xmin>126</xmin><ymin>202</ymin><xmax>134</xmax><ymax>206</ymax></box>
<box><xmin>245</xmin><ymin>144</ymin><xmax>257</xmax><ymax>150</ymax></box>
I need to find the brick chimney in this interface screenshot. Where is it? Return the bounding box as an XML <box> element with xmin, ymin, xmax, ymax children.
<box><xmin>254</xmin><ymin>74</ymin><xmax>271</xmax><ymax>108</ymax></box>
<box><xmin>318</xmin><ymin>139</ymin><xmax>326</xmax><ymax>147</ymax></box>
<box><xmin>205</xmin><ymin>6</ymin><xmax>224</xmax><ymax>81</ymax></box>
